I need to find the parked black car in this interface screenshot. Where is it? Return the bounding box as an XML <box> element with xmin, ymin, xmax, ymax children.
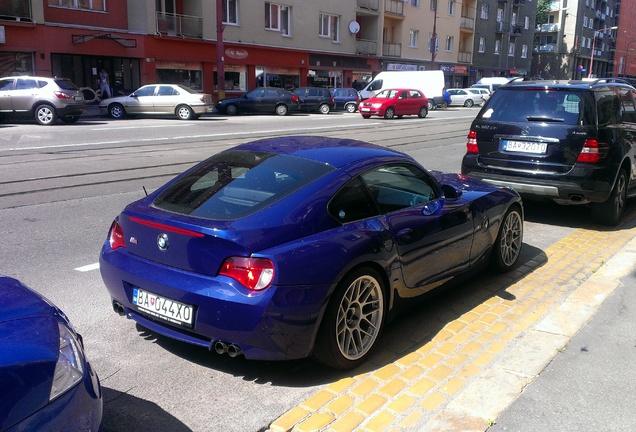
<box><xmin>216</xmin><ymin>87</ymin><xmax>300</xmax><ymax>116</ymax></box>
<box><xmin>461</xmin><ymin>78</ymin><xmax>636</xmax><ymax>225</ymax></box>
<box><xmin>292</xmin><ymin>87</ymin><xmax>335</xmax><ymax>114</ymax></box>
<box><xmin>330</xmin><ymin>88</ymin><xmax>361</xmax><ymax>113</ymax></box>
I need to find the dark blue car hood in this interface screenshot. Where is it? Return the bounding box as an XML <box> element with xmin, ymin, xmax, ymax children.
<box><xmin>0</xmin><ymin>276</ymin><xmax>60</xmax><ymax>431</ymax></box>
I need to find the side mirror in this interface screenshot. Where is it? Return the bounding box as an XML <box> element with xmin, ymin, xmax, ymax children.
<box><xmin>441</xmin><ymin>184</ymin><xmax>462</xmax><ymax>200</ymax></box>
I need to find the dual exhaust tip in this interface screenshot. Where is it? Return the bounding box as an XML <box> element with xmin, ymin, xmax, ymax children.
<box><xmin>213</xmin><ymin>341</ymin><xmax>242</xmax><ymax>358</ymax></box>
<box><xmin>112</xmin><ymin>301</ymin><xmax>243</xmax><ymax>359</ymax></box>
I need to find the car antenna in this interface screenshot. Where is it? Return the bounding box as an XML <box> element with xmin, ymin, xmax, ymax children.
<box><xmin>143</xmin><ymin>186</ymin><xmax>148</xmax><ymax>196</ymax></box>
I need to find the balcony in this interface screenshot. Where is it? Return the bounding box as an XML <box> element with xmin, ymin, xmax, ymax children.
<box><xmin>495</xmin><ymin>21</ymin><xmax>510</xmax><ymax>33</ymax></box>
<box><xmin>357</xmin><ymin>0</ymin><xmax>380</xmax><ymax>12</ymax></box>
<box><xmin>510</xmin><ymin>25</ymin><xmax>523</xmax><ymax>36</ymax></box>
<box><xmin>458</xmin><ymin>51</ymin><xmax>472</xmax><ymax>63</ymax></box>
<box><xmin>357</xmin><ymin>39</ymin><xmax>378</xmax><ymax>55</ymax></box>
<box><xmin>460</xmin><ymin>16</ymin><xmax>475</xmax><ymax>31</ymax></box>
<box><xmin>512</xmin><ymin>0</ymin><xmax>526</xmax><ymax>6</ymax></box>
<box><xmin>0</xmin><ymin>2</ymin><xmax>33</xmax><ymax>22</ymax></box>
<box><xmin>385</xmin><ymin>0</ymin><xmax>405</xmax><ymax>16</ymax></box>
<box><xmin>156</xmin><ymin>11</ymin><xmax>202</xmax><ymax>39</ymax></box>
<box><xmin>382</xmin><ymin>42</ymin><xmax>402</xmax><ymax>57</ymax></box>
<box><xmin>538</xmin><ymin>23</ymin><xmax>559</xmax><ymax>32</ymax></box>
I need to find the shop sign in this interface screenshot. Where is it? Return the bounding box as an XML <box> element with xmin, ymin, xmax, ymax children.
<box><xmin>387</xmin><ymin>63</ymin><xmax>418</xmax><ymax>71</ymax></box>
<box><xmin>155</xmin><ymin>60</ymin><xmax>201</xmax><ymax>70</ymax></box>
<box><xmin>225</xmin><ymin>48</ymin><xmax>248</xmax><ymax>60</ymax></box>
<box><xmin>454</xmin><ymin>65</ymin><xmax>468</xmax><ymax>74</ymax></box>
<box><xmin>440</xmin><ymin>65</ymin><xmax>454</xmax><ymax>73</ymax></box>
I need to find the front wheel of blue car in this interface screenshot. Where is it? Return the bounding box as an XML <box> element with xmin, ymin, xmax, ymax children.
<box><xmin>492</xmin><ymin>205</ymin><xmax>523</xmax><ymax>272</ymax></box>
<box><xmin>314</xmin><ymin>267</ymin><xmax>386</xmax><ymax>369</ymax></box>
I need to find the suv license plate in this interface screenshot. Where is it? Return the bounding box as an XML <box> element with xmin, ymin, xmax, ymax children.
<box><xmin>502</xmin><ymin>140</ymin><xmax>548</xmax><ymax>154</ymax></box>
<box><xmin>132</xmin><ymin>288</ymin><xmax>194</xmax><ymax>327</ymax></box>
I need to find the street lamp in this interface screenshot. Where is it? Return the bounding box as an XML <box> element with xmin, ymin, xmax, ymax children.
<box><xmin>588</xmin><ymin>26</ymin><xmax>618</xmax><ymax>78</ymax></box>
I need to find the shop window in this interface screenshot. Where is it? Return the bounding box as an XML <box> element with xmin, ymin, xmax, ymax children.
<box><xmin>156</xmin><ymin>68</ymin><xmax>202</xmax><ymax>91</ymax></box>
<box><xmin>48</xmin><ymin>0</ymin><xmax>106</xmax><ymax>11</ymax></box>
<box><xmin>222</xmin><ymin>0</ymin><xmax>238</xmax><ymax>25</ymax></box>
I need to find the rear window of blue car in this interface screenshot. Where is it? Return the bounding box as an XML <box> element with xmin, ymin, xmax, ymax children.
<box><xmin>153</xmin><ymin>150</ymin><xmax>334</xmax><ymax>220</ymax></box>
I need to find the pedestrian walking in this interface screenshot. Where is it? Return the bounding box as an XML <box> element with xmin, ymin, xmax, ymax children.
<box><xmin>99</xmin><ymin>68</ymin><xmax>111</xmax><ymax>99</ymax></box>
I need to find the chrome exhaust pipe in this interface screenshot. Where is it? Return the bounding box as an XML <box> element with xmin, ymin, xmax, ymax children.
<box><xmin>112</xmin><ymin>301</ymin><xmax>126</xmax><ymax>316</ymax></box>
<box><xmin>214</xmin><ymin>341</ymin><xmax>228</xmax><ymax>355</ymax></box>
<box><xmin>227</xmin><ymin>344</ymin><xmax>241</xmax><ymax>358</ymax></box>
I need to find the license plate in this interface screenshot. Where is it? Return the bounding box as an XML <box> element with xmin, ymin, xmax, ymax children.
<box><xmin>502</xmin><ymin>140</ymin><xmax>548</xmax><ymax>154</ymax></box>
<box><xmin>132</xmin><ymin>288</ymin><xmax>194</xmax><ymax>327</ymax></box>
<box><xmin>74</xmin><ymin>96</ymin><xmax>83</xmax><ymax>102</ymax></box>
<box><xmin>361</xmin><ymin>107</ymin><xmax>370</xmax><ymax>112</ymax></box>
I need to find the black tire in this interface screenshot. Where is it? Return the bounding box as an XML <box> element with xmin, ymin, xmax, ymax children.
<box><xmin>108</xmin><ymin>103</ymin><xmax>125</xmax><ymax>119</ymax></box>
<box><xmin>440</xmin><ymin>101</ymin><xmax>448</xmax><ymax>108</ymax></box>
<box><xmin>345</xmin><ymin>103</ymin><xmax>357</xmax><ymax>113</ymax></box>
<box><xmin>61</xmin><ymin>116</ymin><xmax>80</xmax><ymax>124</ymax></box>
<box><xmin>418</xmin><ymin>106</ymin><xmax>428</xmax><ymax>118</ymax></box>
<box><xmin>319</xmin><ymin>103</ymin><xmax>331</xmax><ymax>114</ymax></box>
<box><xmin>225</xmin><ymin>104</ymin><xmax>238</xmax><ymax>116</ymax></box>
<box><xmin>35</xmin><ymin>104</ymin><xmax>57</xmax><ymax>125</ymax></box>
<box><xmin>275</xmin><ymin>104</ymin><xmax>289</xmax><ymax>116</ymax></box>
<box><xmin>491</xmin><ymin>205</ymin><xmax>523</xmax><ymax>272</ymax></box>
<box><xmin>176</xmin><ymin>104</ymin><xmax>195</xmax><ymax>120</ymax></box>
<box><xmin>592</xmin><ymin>169</ymin><xmax>627</xmax><ymax>226</ymax></box>
<box><xmin>428</xmin><ymin>100</ymin><xmax>435</xmax><ymax>111</ymax></box>
<box><xmin>464</xmin><ymin>99</ymin><xmax>474</xmax><ymax>108</ymax></box>
<box><xmin>362</xmin><ymin>115</ymin><xmax>371</xmax><ymax>119</ymax></box>
<box><xmin>384</xmin><ymin>107</ymin><xmax>395</xmax><ymax>119</ymax></box>
<box><xmin>314</xmin><ymin>267</ymin><xmax>386</xmax><ymax>369</ymax></box>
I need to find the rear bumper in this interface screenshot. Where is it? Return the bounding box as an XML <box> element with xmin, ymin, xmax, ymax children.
<box><xmin>55</xmin><ymin>104</ymin><xmax>86</xmax><ymax>117</ymax></box>
<box><xmin>461</xmin><ymin>154</ymin><xmax>616</xmax><ymax>203</ymax></box>
<box><xmin>100</xmin><ymin>246</ymin><xmax>330</xmax><ymax>361</ymax></box>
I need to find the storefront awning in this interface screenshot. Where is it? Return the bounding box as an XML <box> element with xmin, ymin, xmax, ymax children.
<box><xmin>72</xmin><ymin>33</ymin><xmax>137</xmax><ymax>48</ymax></box>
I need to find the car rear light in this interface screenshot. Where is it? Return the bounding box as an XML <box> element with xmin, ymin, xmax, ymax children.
<box><xmin>220</xmin><ymin>257</ymin><xmax>274</xmax><ymax>290</ymax></box>
<box><xmin>576</xmin><ymin>139</ymin><xmax>609</xmax><ymax>163</ymax></box>
<box><xmin>291</xmin><ymin>94</ymin><xmax>299</xmax><ymax>103</ymax></box>
<box><xmin>109</xmin><ymin>220</ymin><xmax>126</xmax><ymax>250</ymax></box>
<box><xmin>200</xmin><ymin>96</ymin><xmax>208</xmax><ymax>102</ymax></box>
<box><xmin>466</xmin><ymin>130</ymin><xmax>479</xmax><ymax>153</ymax></box>
<box><xmin>53</xmin><ymin>91</ymin><xmax>72</xmax><ymax>100</ymax></box>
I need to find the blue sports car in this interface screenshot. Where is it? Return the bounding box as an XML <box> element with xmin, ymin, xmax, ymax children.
<box><xmin>0</xmin><ymin>275</ymin><xmax>102</xmax><ymax>431</ymax></box>
<box><xmin>100</xmin><ymin>136</ymin><xmax>523</xmax><ymax>369</ymax></box>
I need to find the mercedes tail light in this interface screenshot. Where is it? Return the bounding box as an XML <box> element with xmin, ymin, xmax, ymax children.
<box><xmin>220</xmin><ymin>257</ymin><xmax>274</xmax><ymax>290</ymax></box>
<box><xmin>466</xmin><ymin>130</ymin><xmax>479</xmax><ymax>154</ymax></box>
<box><xmin>576</xmin><ymin>139</ymin><xmax>609</xmax><ymax>163</ymax></box>
<box><xmin>108</xmin><ymin>220</ymin><xmax>125</xmax><ymax>250</ymax></box>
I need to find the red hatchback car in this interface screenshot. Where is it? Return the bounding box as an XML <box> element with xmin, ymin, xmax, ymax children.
<box><xmin>359</xmin><ymin>88</ymin><xmax>429</xmax><ymax>119</ymax></box>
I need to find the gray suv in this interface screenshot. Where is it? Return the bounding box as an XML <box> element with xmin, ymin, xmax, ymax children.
<box><xmin>0</xmin><ymin>76</ymin><xmax>86</xmax><ymax>125</ymax></box>
<box><xmin>461</xmin><ymin>78</ymin><xmax>636</xmax><ymax>225</ymax></box>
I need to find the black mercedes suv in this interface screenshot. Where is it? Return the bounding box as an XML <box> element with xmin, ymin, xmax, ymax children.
<box><xmin>461</xmin><ymin>78</ymin><xmax>636</xmax><ymax>225</ymax></box>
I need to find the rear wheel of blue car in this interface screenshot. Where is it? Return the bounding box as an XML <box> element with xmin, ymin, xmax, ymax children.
<box><xmin>275</xmin><ymin>104</ymin><xmax>289</xmax><ymax>116</ymax></box>
<box><xmin>592</xmin><ymin>168</ymin><xmax>627</xmax><ymax>226</ymax></box>
<box><xmin>314</xmin><ymin>267</ymin><xmax>386</xmax><ymax>369</ymax></box>
<box><xmin>492</xmin><ymin>205</ymin><xmax>523</xmax><ymax>272</ymax></box>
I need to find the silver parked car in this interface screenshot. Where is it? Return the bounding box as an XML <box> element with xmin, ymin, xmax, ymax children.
<box><xmin>99</xmin><ymin>84</ymin><xmax>214</xmax><ymax>120</ymax></box>
<box><xmin>0</xmin><ymin>76</ymin><xmax>86</xmax><ymax>125</ymax></box>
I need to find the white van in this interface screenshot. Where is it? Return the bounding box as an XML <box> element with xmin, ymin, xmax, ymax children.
<box><xmin>360</xmin><ymin>70</ymin><xmax>445</xmax><ymax>110</ymax></box>
<box><xmin>471</xmin><ymin>77</ymin><xmax>514</xmax><ymax>94</ymax></box>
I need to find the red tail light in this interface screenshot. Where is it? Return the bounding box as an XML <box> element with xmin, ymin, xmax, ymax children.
<box><xmin>576</xmin><ymin>139</ymin><xmax>609</xmax><ymax>163</ymax></box>
<box><xmin>109</xmin><ymin>220</ymin><xmax>126</xmax><ymax>250</ymax></box>
<box><xmin>466</xmin><ymin>130</ymin><xmax>479</xmax><ymax>154</ymax></box>
<box><xmin>54</xmin><ymin>91</ymin><xmax>72</xmax><ymax>100</ymax></box>
<box><xmin>291</xmin><ymin>94</ymin><xmax>299</xmax><ymax>103</ymax></box>
<box><xmin>220</xmin><ymin>257</ymin><xmax>274</xmax><ymax>290</ymax></box>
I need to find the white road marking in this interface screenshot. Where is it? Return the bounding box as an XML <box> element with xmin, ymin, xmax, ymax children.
<box><xmin>75</xmin><ymin>262</ymin><xmax>100</xmax><ymax>272</ymax></box>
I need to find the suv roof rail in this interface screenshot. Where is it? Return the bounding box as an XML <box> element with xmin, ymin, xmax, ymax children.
<box><xmin>582</xmin><ymin>77</ymin><xmax>634</xmax><ymax>86</ymax></box>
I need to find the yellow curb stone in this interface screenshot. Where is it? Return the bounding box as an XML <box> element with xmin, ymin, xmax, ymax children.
<box><xmin>428</xmin><ymin>364</ymin><xmax>454</xmax><ymax>381</ymax></box>
<box><xmin>395</xmin><ymin>351</ymin><xmax>422</xmax><ymax>367</ymax></box>
<box><xmin>387</xmin><ymin>394</ymin><xmax>417</xmax><ymax>414</ymax></box>
<box><xmin>486</xmin><ymin>340</ymin><xmax>507</xmax><ymax>354</ymax></box>
<box><xmin>473</xmin><ymin>351</ymin><xmax>496</xmax><ymax>367</ymax></box>
<box><xmin>364</xmin><ymin>411</ymin><xmax>396</xmax><ymax>432</ymax></box>
<box><xmin>325</xmin><ymin>394</ymin><xmax>355</xmax><ymax>416</ymax></box>
<box><xmin>326</xmin><ymin>377</ymin><xmax>356</xmax><ymax>394</ymax></box>
<box><xmin>437</xmin><ymin>341</ymin><xmax>458</xmax><ymax>356</ymax></box>
<box><xmin>295</xmin><ymin>412</ymin><xmax>335</xmax><ymax>432</ymax></box>
<box><xmin>448</xmin><ymin>329</ymin><xmax>473</xmax><ymax>345</ymax></box>
<box><xmin>399</xmin><ymin>410</ymin><xmax>425</xmax><ymax>429</ymax></box>
<box><xmin>418</xmin><ymin>352</ymin><xmax>443</xmax><ymax>368</ymax></box>
<box><xmin>350</xmin><ymin>379</ymin><xmax>378</xmax><ymax>398</ymax></box>
<box><xmin>439</xmin><ymin>377</ymin><xmax>466</xmax><ymax>395</ymax></box>
<box><xmin>431</xmin><ymin>329</ymin><xmax>453</xmax><ymax>342</ymax></box>
<box><xmin>475</xmin><ymin>331</ymin><xmax>496</xmax><ymax>344</ymax></box>
<box><xmin>269</xmin><ymin>407</ymin><xmax>310</xmax><ymax>432</ymax></box>
<box><xmin>478</xmin><ymin>313</ymin><xmax>498</xmax><ymax>324</ymax></box>
<box><xmin>444</xmin><ymin>352</ymin><xmax>468</xmax><ymax>367</ymax></box>
<box><xmin>457</xmin><ymin>363</ymin><xmax>482</xmax><ymax>378</ymax></box>
<box><xmin>420</xmin><ymin>391</ymin><xmax>447</xmax><ymax>411</ymax></box>
<box><xmin>372</xmin><ymin>363</ymin><xmax>402</xmax><ymax>381</ymax></box>
<box><xmin>408</xmin><ymin>377</ymin><xmax>436</xmax><ymax>396</ymax></box>
<box><xmin>355</xmin><ymin>394</ymin><xmax>387</xmax><ymax>416</ymax></box>
<box><xmin>446</xmin><ymin>320</ymin><xmax>467</xmax><ymax>333</ymax></box>
<box><xmin>461</xmin><ymin>342</ymin><xmax>483</xmax><ymax>356</ymax></box>
<box><xmin>378</xmin><ymin>379</ymin><xmax>408</xmax><ymax>398</ymax></box>
<box><xmin>300</xmin><ymin>390</ymin><xmax>336</xmax><ymax>411</ymax></box>
<box><xmin>399</xmin><ymin>364</ymin><xmax>426</xmax><ymax>382</ymax></box>
<box><xmin>328</xmin><ymin>411</ymin><xmax>366</xmax><ymax>432</ymax></box>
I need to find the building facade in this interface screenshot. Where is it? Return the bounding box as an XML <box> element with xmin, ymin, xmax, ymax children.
<box><xmin>614</xmin><ymin>0</ymin><xmax>636</xmax><ymax>78</ymax></box>
<box><xmin>535</xmin><ymin>0</ymin><xmax>619</xmax><ymax>80</ymax></box>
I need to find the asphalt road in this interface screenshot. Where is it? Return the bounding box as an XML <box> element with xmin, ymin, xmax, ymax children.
<box><xmin>0</xmin><ymin>107</ymin><xmax>593</xmax><ymax>431</ymax></box>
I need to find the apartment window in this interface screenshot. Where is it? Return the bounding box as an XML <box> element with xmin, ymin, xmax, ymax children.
<box><xmin>480</xmin><ymin>3</ymin><xmax>488</xmax><ymax>19</ymax></box>
<box><xmin>511</xmin><ymin>12</ymin><xmax>517</xmax><ymax>26</ymax></box>
<box><xmin>521</xmin><ymin>44</ymin><xmax>528</xmax><ymax>58</ymax></box>
<box><xmin>583</xmin><ymin>16</ymin><xmax>588</xmax><ymax>28</ymax></box>
<box><xmin>448</xmin><ymin>0</ymin><xmax>455</xmax><ymax>15</ymax></box>
<box><xmin>409</xmin><ymin>30</ymin><xmax>419</xmax><ymax>48</ymax></box>
<box><xmin>319</xmin><ymin>13</ymin><xmax>340</xmax><ymax>42</ymax></box>
<box><xmin>580</xmin><ymin>36</ymin><xmax>586</xmax><ymax>48</ymax></box>
<box><xmin>478</xmin><ymin>37</ymin><xmax>486</xmax><ymax>53</ymax></box>
<box><xmin>48</xmin><ymin>0</ymin><xmax>106</xmax><ymax>11</ymax></box>
<box><xmin>524</xmin><ymin>16</ymin><xmax>530</xmax><ymax>29</ymax></box>
<box><xmin>508</xmin><ymin>43</ymin><xmax>515</xmax><ymax>57</ymax></box>
<box><xmin>497</xmin><ymin>8</ymin><xmax>503</xmax><ymax>22</ymax></box>
<box><xmin>411</xmin><ymin>0</ymin><xmax>420</xmax><ymax>6</ymax></box>
<box><xmin>430</xmin><ymin>0</ymin><xmax>437</xmax><ymax>11</ymax></box>
<box><xmin>223</xmin><ymin>0</ymin><xmax>238</xmax><ymax>25</ymax></box>
<box><xmin>445</xmin><ymin>36</ymin><xmax>453</xmax><ymax>52</ymax></box>
<box><xmin>265</xmin><ymin>3</ymin><xmax>290</xmax><ymax>36</ymax></box>
<box><xmin>494</xmin><ymin>39</ymin><xmax>501</xmax><ymax>55</ymax></box>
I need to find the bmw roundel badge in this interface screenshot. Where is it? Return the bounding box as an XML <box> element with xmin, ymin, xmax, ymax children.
<box><xmin>157</xmin><ymin>233</ymin><xmax>169</xmax><ymax>251</ymax></box>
